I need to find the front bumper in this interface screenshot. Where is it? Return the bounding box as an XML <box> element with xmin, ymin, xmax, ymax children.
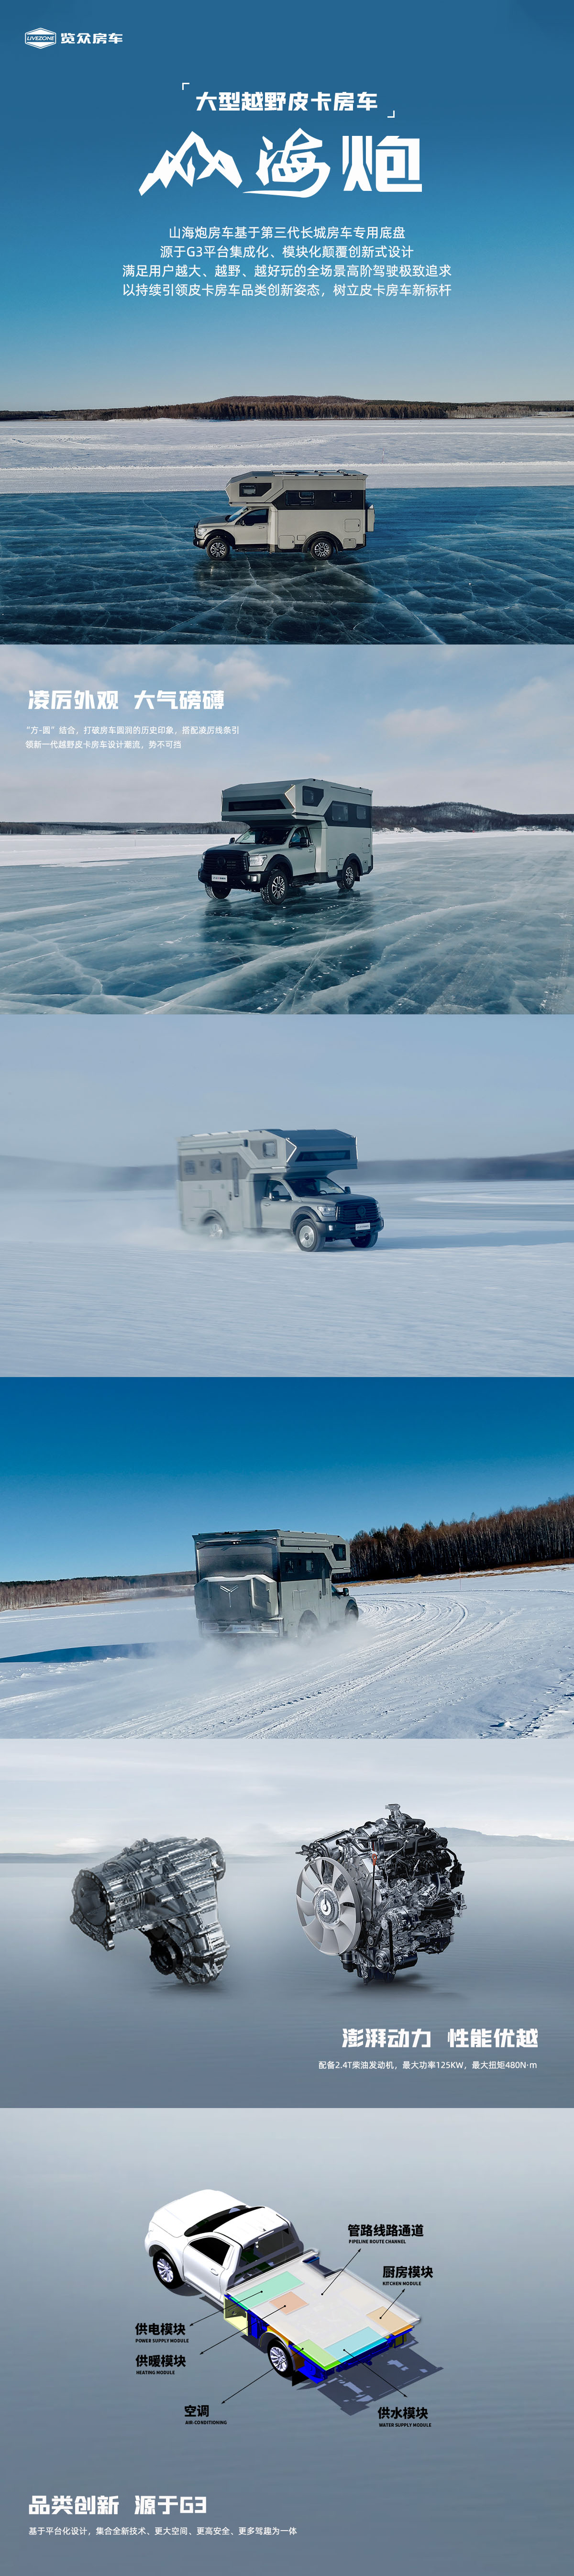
<box><xmin>199</xmin><ymin>852</ymin><xmax>252</xmax><ymax>892</ymax></box>
<box><xmin>313</xmin><ymin>1200</ymin><xmax>382</xmax><ymax>1246</ymax></box>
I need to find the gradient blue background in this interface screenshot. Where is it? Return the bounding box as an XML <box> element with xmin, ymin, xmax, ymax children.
<box><xmin>0</xmin><ymin>1379</ymin><xmax>573</xmax><ymax>1573</ymax></box>
<box><xmin>2</xmin><ymin>0</ymin><xmax>574</xmax><ymax>403</ymax></box>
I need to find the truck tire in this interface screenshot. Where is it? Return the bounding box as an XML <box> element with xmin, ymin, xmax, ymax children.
<box><xmin>309</xmin><ymin>535</ymin><xmax>334</xmax><ymax>560</ymax></box>
<box><xmin>350</xmin><ymin>1230</ymin><xmax>377</xmax><ymax>1249</ymax></box>
<box><xmin>295</xmin><ymin>1216</ymin><xmax>320</xmax><ymax>1251</ymax></box>
<box><xmin>265</xmin><ymin>864</ymin><xmax>290</xmax><ymax>907</ymax></box>
<box><xmin>298</xmin><ymin>1611</ymin><xmax>319</xmax><ymax>1648</ymax></box>
<box><xmin>206</xmin><ymin>534</ymin><xmax>231</xmax><ymax>560</ymax></box>
<box><xmin>344</xmin><ymin>1598</ymin><xmax>360</xmax><ymax>1621</ymax></box>
<box><xmin>206</xmin><ymin>883</ymin><xmax>230</xmax><ymax>899</ymax></box>
<box><xmin>266</xmin><ymin>2340</ymin><xmax>293</xmax><ymax>2379</ymax></box>
<box><xmin>152</xmin><ymin>2249</ymin><xmax>182</xmax><ymax>2288</ymax></box>
<box><xmin>202</xmin><ymin>1215</ymin><xmax>228</xmax><ymax>1240</ymax></box>
<box><xmin>338</xmin><ymin>857</ymin><xmax>358</xmax><ymax>892</ymax></box>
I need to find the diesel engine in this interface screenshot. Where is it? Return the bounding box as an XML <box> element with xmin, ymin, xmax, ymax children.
<box><xmin>71</xmin><ymin>1834</ymin><xmax>229</xmax><ymax>1984</ymax></box>
<box><xmin>296</xmin><ymin>1804</ymin><xmax>465</xmax><ymax>1981</ymax></box>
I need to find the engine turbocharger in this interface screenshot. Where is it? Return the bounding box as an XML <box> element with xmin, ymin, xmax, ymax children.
<box><xmin>296</xmin><ymin>1804</ymin><xmax>465</xmax><ymax>1982</ymax></box>
<box><xmin>71</xmin><ymin>1834</ymin><xmax>228</xmax><ymax>1984</ymax></box>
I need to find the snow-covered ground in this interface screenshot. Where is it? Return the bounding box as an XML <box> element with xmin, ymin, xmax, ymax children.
<box><xmin>1</xmin><ymin>832</ymin><xmax>573</xmax><ymax>1014</ymax></box>
<box><xmin>0</xmin><ymin>1179</ymin><xmax>573</xmax><ymax>1374</ymax></box>
<box><xmin>1</xmin><ymin>414</ymin><xmax>573</xmax><ymax>492</ymax></box>
<box><xmin>0</xmin><ymin>1569</ymin><xmax>572</xmax><ymax>1738</ymax></box>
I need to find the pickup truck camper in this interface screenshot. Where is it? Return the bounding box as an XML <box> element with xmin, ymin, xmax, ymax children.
<box><xmin>193</xmin><ymin>471</ymin><xmax>375</xmax><ymax>561</ymax></box>
<box><xmin>177</xmin><ymin>1127</ymin><xmax>382</xmax><ymax>1252</ymax></box>
<box><xmin>144</xmin><ymin>2187</ymin><xmax>419</xmax><ymax>2386</ymax></box>
<box><xmin>193</xmin><ymin>1528</ymin><xmax>360</xmax><ymax>1644</ymax></box>
<box><xmin>198</xmin><ymin>776</ymin><xmax>373</xmax><ymax>906</ymax></box>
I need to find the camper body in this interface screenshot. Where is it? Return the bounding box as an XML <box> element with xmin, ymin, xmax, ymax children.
<box><xmin>193</xmin><ymin>471</ymin><xmax>375</xmax><ymax>561</ymax></box>
<box><xmin>144</xmin><ymin>2185</ymin><xmax>418</xmax><ymax>2388</ymax></box>
<box><xmin>177</xmin><ymin>1127</ymin><xmax>382</xmax><ymax>1253</ymax></box>
<box><xmin>192</xmin><ymin>1528</ymin><xmax>360</xmax><ymax>1643</ymax></box>
<box><xmin>198</xmin><ymin>777</ymin><xmax>373</xmax><ymax>906</ymax></box>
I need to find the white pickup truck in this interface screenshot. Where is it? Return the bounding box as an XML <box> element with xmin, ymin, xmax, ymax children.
<box><xmin>144</xmin><ymin>2187</ymin><xmax>419</xmax><ymax>2386</ymax></box>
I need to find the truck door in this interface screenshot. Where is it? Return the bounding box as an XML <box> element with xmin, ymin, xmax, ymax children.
<box><xmin>182</xmin><ymin>2233</ymin><xmax>230</xmax><ymax>2300</ymax></box>
<box><xmin>233</xmin><ymin>510</ymin><xmax>270</xmax><ymax>550</ymax></box>
<box><xmin>287</xmin><ymin>825</ymin><xmax>313</xmax><ymax>879</ymax></box>
<box><xmin>258</xmin><ymin>1180</ymin><xmax>295</xmax><ymax>1234</ymax></box>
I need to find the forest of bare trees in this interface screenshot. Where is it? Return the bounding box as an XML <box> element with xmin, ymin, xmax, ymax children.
<box><xmin>350</xmin><ymin>1495</ymin><xmax>574</xmax><ymax>1581</ymax></box>
<box><xmin>0</xmin><ymin>1572</ymin><xmax>194</xmax><ymax>1612</ymax></box>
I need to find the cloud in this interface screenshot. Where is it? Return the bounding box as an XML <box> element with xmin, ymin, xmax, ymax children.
<box><xmin>377</xmin><ymin>705</ymin><xmax>463</xmax><ymax>740</ymax></box>
<box><xmin>491</xmin><ymin>675</ymin><xmax>573</xmax><ymax>737</ymax></box>
<box><xmin>208</xmin><ymin>652</ymin><xmax>289</xmax><ymax>701</ymax></box>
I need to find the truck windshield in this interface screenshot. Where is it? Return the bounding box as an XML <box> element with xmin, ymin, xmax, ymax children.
<box><xmin>195</xmin><ymin>1540</ymin><xmax>277</xmax><ymax>1579</ymax></box>
<box><xmin>235</xmin><ymin>826</ymin><xmax>289</xmax><ymax>848</ymax></box>
<box><xmin>290</xmin><ymin>1176</ymin><xmax>339</xmax><ymax>1197</ymax></box>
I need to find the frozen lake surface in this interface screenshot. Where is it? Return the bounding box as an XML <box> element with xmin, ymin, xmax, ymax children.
<box><xmin>0</xmin><ymin>1569</ymin><xmax>572</xmax><ymax>1738</ymax></box>
<box><xmin>1</xmin><ymin>414</ymin><xmax>573</xmax><ymax>492</ymax></box>
<box><xmin>0</xmin><ymin>1180</ymin><xmax>573</xmax><ymax>1375</ymax></box>
<box><xmin>1</xmin><ymin>488</ymin><xmax>573</xmax><ymax>644</ymax></box>
<box><xmin>1</xmin><ymin>831</ymin><xmax>573</xmax><ymax>1014</ymax></box>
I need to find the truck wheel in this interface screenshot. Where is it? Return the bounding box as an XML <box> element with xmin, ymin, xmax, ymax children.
<box><xmin>266</xmin><ymin>2341</ymin><xmax>293</xmax><ymax>2379</ymax></box>
<box><xmin>344</xmin><ymin>1598</ymin><xmax>360</xmax><ymax>1621</ymax></box>
<box><xmin>298</xmin><ymin>1612</ymin><xmax>319</xmax><ymax>1648</ymax></box>
<box><xmin>206</xmin><ymin>535</ymin><xmax>231</xmax><ymax>560</ymax></box>
<box><xmin>203</xmin><ymin>1215</ymin><xmax>228</xmax><ymax>1240</ymax></box>
<box><xmin>265</xmin><ymin>865</ymin><xmax>289</xmax><ymax>907</ymax></box>
<box><xmin>152</xmin><ymin>2249</ymin><xmax>182</xmax><ymax>2288</ymax></box>
<box><xmin>206</xmin><ymin>883</ymin><xmax>230</xmax><ymax>900</ymax></box>
<box><xmin>338</xmin><ymin>858</ymin><xmax>358</xmax><ymax>893</ymax></box>
<box><xmin>309</xmin><ymin>536</ymin><xmax>333</xmax><ymax>561</ymax></box>
<box><xmin>295</xmin><ymin>1217</ymin><xmax>320</xmax><ymax>1252</ymax></box>
<box><xmin>350</xmin><ymin>1231</ymin><xmax>377</xmax><ymax>1249</ymax></box>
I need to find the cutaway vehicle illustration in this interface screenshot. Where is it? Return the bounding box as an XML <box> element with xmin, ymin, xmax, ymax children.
<box><xmin>193</xmin><ymin>471</ymin><xmax>375</xmax><ymax>561</ymax></box>
<box><xmin>70</xmin><ymin>1835</ymin><xmax>228</xmax><ymax>1983</ymax></box>
<box><xmin>178</xmin><ymin>1127</ymin><xmax>382</xmax><ymax>1252</ymax></box>
<box><xmin>198</xmin><ymin>776</ymin><xmax>373</xmax><ymax>906</ymax></box>
<box><xmin>297</xmin><ymin>1805</ymin><xmax>465</xmax><ymax>1979</ymax></box>
<box><xmin>144</xmin><ymin>2187</ymin><xmax>419</xmax><ymax>2386</ymax></box>
<box><xmin>193</xmin><ymin>1528</ymin><xmax>360</xmax><ymax>1644</ymax></box>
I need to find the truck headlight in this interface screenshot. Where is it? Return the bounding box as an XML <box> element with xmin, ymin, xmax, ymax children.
<box><xmin>316</xmin><ymin>1203</ymin><xmax>336</xmax><ymax>1219</ymax></box>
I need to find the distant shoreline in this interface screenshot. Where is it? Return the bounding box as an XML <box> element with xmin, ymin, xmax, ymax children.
<box><xmin>1</xmin><ymin>399</ymin><xmax>573</xmax><ymax>424</ymax></box>
<box><xmin>2</xmin><ymin>807</ymin><xmax>573</xmax><ymax>837</ymax></box>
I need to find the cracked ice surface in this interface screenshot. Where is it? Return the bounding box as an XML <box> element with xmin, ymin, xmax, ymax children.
<box><xmin>2</xmin><ymin>488</ymin><xmax>574</xmax><ymax>645</ymax></box>
<box><xmin>1</xmin><ymin>831</ymin><xmax>574</xmax><ymax>1013</ymax></box>
<box><xmin>0</xmin><ymin>1570</ymin><xmax>573</xmax><ymax>1738</ymax></box>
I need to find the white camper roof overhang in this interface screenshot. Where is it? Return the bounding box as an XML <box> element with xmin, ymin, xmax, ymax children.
<box><xmin>220</xmin><ymin>780</ymin><xmax>372</xmax><ymax>822</ymax></box>
<box><xmin>177</xmin><ymin>1128</ymin><xmax>358</xmax><ymax>1173</ymax></box>
<box><xmin>225</xmin><ymin>470</ymin><xmax>367</xmax><ymax>504</ymax></box>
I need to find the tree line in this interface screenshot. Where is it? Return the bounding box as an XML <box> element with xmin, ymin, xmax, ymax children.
<box><xmin>349</xmin><ymin>1495</ymin><xmax>574</xmax><ymax>1581</ymax></box>
<box><xmin>0</xmin><ymin>1572</ymin><xmax>194</xmax><ymax>1610</ymax></box>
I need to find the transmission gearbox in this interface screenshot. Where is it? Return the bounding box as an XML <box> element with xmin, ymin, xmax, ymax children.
<box><xmin>296</xmin><ymin>1804</ymin><xmax>465</xmax><ymax>1981</ymax></box>
<box><xmin>71</xmin><ymin>1835</ymin><xmax>229</xmax><ymax>1984</ymax></box>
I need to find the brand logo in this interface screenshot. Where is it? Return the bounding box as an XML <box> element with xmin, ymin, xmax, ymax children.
<box><xmin>25</xmin><ymin>26</ymin><xmax>56</xmax><ymax>42</ymax></box>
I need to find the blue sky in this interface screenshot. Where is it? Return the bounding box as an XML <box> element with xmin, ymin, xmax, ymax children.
<box><xmin>2</xmin><ymin>0</ymin><xmax>574</xmax><ymax>402</ymax></box>
<box><xmin>4</xmin><ymin>644</ymin><xmax>574</xmax><ymax>818</ymax></box>
<box><xmin>1</xmin><ymin>1015</ymin><xmax>574</xmax><ymax>1164</ymax></box>
<box><xmin>0</xmin><ymin>1380</ymin><xmax>573</xmax><ymax>1575</ymax></box>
